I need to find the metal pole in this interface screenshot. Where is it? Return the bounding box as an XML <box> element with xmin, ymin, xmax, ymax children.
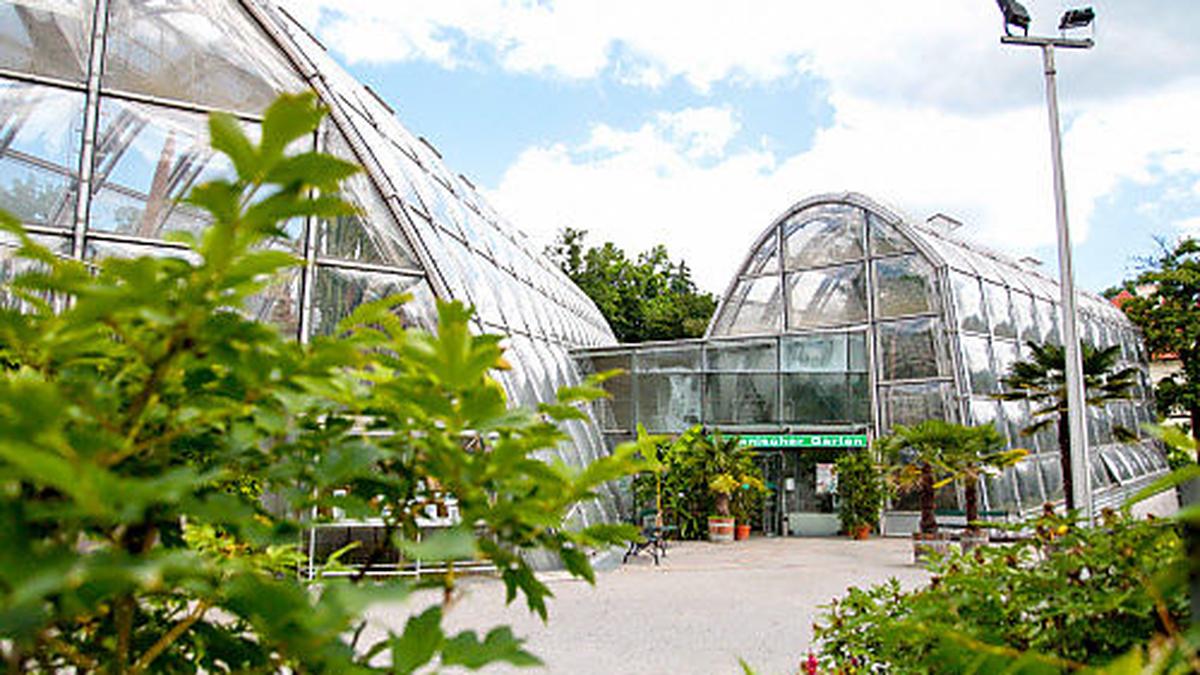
<box><xmin>1040</xmin><ymin>43</ymin><xmax>1093</xmax><ymax>525</ymax></box>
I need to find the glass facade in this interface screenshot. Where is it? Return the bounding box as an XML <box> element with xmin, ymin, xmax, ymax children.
<box><xmin>0</xmin><ymin>0</ymin><xmax>621</xmax><ymax>527</ymax></box>
<box><xmin>577</xmin><ymin>193</ymin><xmax>1167</xmax><ymax>519</ymax></box>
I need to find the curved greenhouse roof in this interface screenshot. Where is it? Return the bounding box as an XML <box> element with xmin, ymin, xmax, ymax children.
<box><xmin>579</xmin><ymin>192</ymin><xmax>1166</xmax><ymax>520</ymax></box>
<box><xmin>0</xmin><ymin>0</ymin><xmax>620</xmax><ymax>525</ymax></box>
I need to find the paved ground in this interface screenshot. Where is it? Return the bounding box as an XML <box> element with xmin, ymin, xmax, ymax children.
<box><xmin>364</xmin><ymin>536</ymin><xmax>929</xmax><ymax>675</ymax></box>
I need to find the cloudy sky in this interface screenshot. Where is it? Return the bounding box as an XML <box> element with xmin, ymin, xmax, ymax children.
<box><xmin>279</xmin><ymin>0</ymin><xmax>1200</xmax><ymax>295</ymax></box>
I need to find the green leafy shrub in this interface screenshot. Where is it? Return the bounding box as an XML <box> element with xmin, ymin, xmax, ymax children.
<box><xmin>630</xmin><ymin>427</ymin><xmax>766</xmax><ymax>538</ymax></box>
<box><xmin>0</xmin><ymin>92</ymin><xmax>638</xmax><ymax>672</ymax></box>
<box><xmin>813</xmin><ymin>508</ymin><xmax>1186</xmax><ymax>673</ymax></box>
<box><xmin>834</xmin><ymin>451</ymin><xmax>883</xmax><ymax>534</ymax></box>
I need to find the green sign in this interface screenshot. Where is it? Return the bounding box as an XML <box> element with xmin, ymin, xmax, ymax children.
<box><xmin>731</xmin><ymin>434</ymin><xmax>868</xmax><ymax>449</ymax></box>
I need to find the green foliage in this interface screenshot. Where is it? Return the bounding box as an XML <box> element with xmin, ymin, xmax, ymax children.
<box><xmin>630</xmin><ymin>427</ymin><xmax>766</xmax><ymax>537</ymax></box>
<box><xmin>814</xmin><ymin>509</ymin><xmax>1186</xmax><ymax>673</ymax></box>
<box><xmin>0</xmin><ymin>92</ymin><xmax>639</xmax><ymax>672</ymax></box>
<box><xmin>834</xmin><ymin>450</ymin><xmax>884</xmax><ymax>533</ymax></box>
<box><xmin>545</xmin><ymin>227</ymin><xmax>717</xmax><ymax>342</ymax></box>
<box><xmin>1118</xmin><ymin>239</ymin><xmax>1200</xmax><ymax>452</ymax></box>
<box><xmin>880</xmin><ymin>420</ymin><xmax>1014</xmax><ymax>536</ymax></box>
<box><xmin>998</xmin><ymin>340</ymin><xmax>1138</xmax><ymax>510</ymax></box>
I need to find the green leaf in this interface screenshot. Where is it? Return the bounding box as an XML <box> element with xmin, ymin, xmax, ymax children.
<box><xmin>441</xmin><ymin>626</ymin><xmax>541</xmax><ymax>669</ymax></box>
<box><xmin>208</xmin><ymin>112</ymin><xmax>258</xmax><ymax>180</ymax></box>
<box><xmin>391</xmin><ymin>606</ymin><xmax>444</xmax><ymax>675</ymax></box>
<box><xmin>395</xmin><ymin>527</ymin><xmax>478</xmax><ymax>562</ymax></box>
<box><xmin>265</xmin><ymin>152</ymin><xmax>360</xmax><ymax>189</ymax></box>
<box><xmin>261</xmin><ymin>92</ymin><xmax>323</xmax><ymax>163</ymax></box>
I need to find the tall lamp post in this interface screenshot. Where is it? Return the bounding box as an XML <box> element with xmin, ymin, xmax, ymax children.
<box><xmin>994</xmin><ymin>0</ymin><xmax>1095</xmax><ymax>524</ymax></box>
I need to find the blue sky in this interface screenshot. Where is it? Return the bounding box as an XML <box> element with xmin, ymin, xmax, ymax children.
<box><xmin>283</xmin><ymin>0</ymin><xmax>1200</xmax><ymax>295</ymax></box>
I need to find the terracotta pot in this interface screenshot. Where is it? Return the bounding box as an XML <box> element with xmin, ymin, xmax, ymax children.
<box><xmin>735</xmin><ymin>523</ymin><xmax>751</xmax><ymax>541</ymax></box>
<box><xmin>851</xmin><ymin>524</ymin><xmax>871</xmax><ymax>540</ymax></box>
<box><xmin>708</xmin><ymin>516</ymin><xmax>735</xmax><ymax>543</ymax></box>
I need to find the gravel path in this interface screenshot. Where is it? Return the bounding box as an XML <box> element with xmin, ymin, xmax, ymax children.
<box><xmin>363</xmin><ymin>536</ymin><xmax>929</xmax><ymax>675</ymax></box>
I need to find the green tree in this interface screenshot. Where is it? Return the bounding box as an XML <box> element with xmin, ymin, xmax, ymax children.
<box><xmin>545</xmin><ymin>228</ymin><xmax>717</xmax><ymax>342</ymax></box>
<box><xmin>1119</xmin><ymin>238</ymin><xmax>1200</xmax><ymax>457</ymax></box>
<box><xmin>937</xmin><ymin>425</ymin><xmax>1027</xmax><ymax>535</ymax></box>
<box><xmin>0</xmin><ymin>93</ymin><xmax>638</xmax><ymax>672</ymax></box>
<box><xmin>880</xmin><ymin>419</ymin><xmax>974</xmax><ymax>536</ymax></box>
<box><xmin>997</xmin><ymin>341</ymin><xmax>1137</xmax><ymax>511</ymax></box>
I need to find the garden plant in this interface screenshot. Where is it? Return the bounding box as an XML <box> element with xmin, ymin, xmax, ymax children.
<box><xmin>0</xmin><ymin>93</ymin><xmax>639</xmax><ymax>672</ymax></box>
<box><xmin>833</xmin><ymin>450</ymin><xmax>884</xmax><ymax>538</ymax></box>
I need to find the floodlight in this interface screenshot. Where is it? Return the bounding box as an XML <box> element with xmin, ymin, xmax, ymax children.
<box><xmin>996</xmin><ymin>0</ymin><xmax>1031</xmax><ymax>36</ymax></box>
<box><xmin>1059</xmin><ymin>7</ymin><xmax>1095</xmax><ymax>30</ymax></box>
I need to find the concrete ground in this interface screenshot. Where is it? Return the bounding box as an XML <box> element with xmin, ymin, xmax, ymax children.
<box><xmin>363</xmin><ymin>536</ymin><xmax>929</xmax><ymax>675</ymax></box>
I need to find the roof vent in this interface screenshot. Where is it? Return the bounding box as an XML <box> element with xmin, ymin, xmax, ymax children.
<box><xmin>926</xmin><ymin>213</ymin><xmax>963</xmax><ymax>231</ymax></box>
<box><xmin>1020</xmin><ymin>256</ymin><xmax>1043</xmax><ymax>267</ymax></box>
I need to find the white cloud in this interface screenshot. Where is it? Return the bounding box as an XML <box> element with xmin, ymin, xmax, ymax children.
<box><xmin>489</xmin><ymin>83</ymin><xmax>1200</xmax><ymax>293</ymax></box>
<box><xmin>1177</xmin><ymin>217</ymin><xmax>1200</xmax><ymax>236</ymax></box>
<box><xmin>281</xmin><ymin>0</ymin><xmax>1200</xmax><ymax>293</ymax></box>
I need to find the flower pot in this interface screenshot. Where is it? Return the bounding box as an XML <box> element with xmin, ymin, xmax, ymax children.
<box><xmin>851</xmin><ymin>524</ymin><xmax>871</xmax><ymax>540</ymax></box>
<box><xmin>708</xmin><ymin>516</ymin><xmax>735</xmax><ymax>543</ymax></box>
<box><xmin>735</xmin><ymin>523</ymin><xmax>751</xmax><ymax>541</ymax></box>
<box><xmin>912</xmin><ymin>532</ymin><xmax>951</xmax><ymax>563</ymax></box>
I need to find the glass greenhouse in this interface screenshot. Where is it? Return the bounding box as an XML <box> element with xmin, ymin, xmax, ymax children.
<box><xmin>0</xmin><ymin>0</ymin><xmax>622</xmax><ymax>528</ymax></box>
<box><xmin>577</xmin><ymin>193</ymin><xmax>1168</xmax><ymax>535</ymax></box>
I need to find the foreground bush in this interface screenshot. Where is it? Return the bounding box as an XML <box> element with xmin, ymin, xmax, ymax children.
<box><xmin>0</xmin><ymin>93</ymin><xmax>637</xmax><ymax>672</ymax></box>
<box><xmin>814</xmin><ymin>507</ymin><xmax>1186</xmax><ymax>673</ymax></box>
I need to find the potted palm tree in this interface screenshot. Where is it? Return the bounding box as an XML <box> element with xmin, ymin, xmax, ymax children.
<box><xmin>676</xmin><ymin>429</ymin><xmax>762</xmax><ymax>543</ymax></box>
<box><xmin>997</xmin><ymin>341</ymin><xmax>1136</xmax><ymax>511</ymax></box>
<box><xmin>834</xmin><ymin>450</ymin><xmax>883</xmax><ymax>540</ymax></box>
<box><xmin>938</xmin><ymin>425</ymin><xmax>1028</xmax><ymax>550</ymax></box>
<box><xmin>732</xmin><ymin>474</ymin><xmax>768</xmax><ymax>540</ymax></box>
<box><xmin>880</xmin><ymin>420</ymin><xmax>968</xmax><ymax>561</ymax></box>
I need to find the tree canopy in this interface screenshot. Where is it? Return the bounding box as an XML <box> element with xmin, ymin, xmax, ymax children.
<box><xmin>1117</xmin><ymin>238</ymin><xmax>1200</xmax><ymax>454</ymax></box>
<box><xmin>545</xmin><ymin>228</ymin><xmax>716</xmax><ymax>343</ymax></box>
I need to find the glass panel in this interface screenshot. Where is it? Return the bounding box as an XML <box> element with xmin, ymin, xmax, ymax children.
<box><xmin>880</xmin><ymin>381</ymin><xmax>951</xmax><ymax>431</ymax></box>
<box><xmin>587</xmin><ymin>352</ymin><xmax>632</xmax><ymax>430</ymax></box>
<box><xmin>0</xmin><ymin>231</ymin><xmax>69</xmax><ymax>309</ymax></box>
<box><xmin>317</xmin><ymin>127</ymin><xmax>418</xmax><ymax>268</ymax></box>
<box><xmin>636</xmin><ymin>373</ymin><xmax>701</xmax><ymax>431</ymax></box>
<box><xmin>867</xmin><ymin>213</ymin><xmax>914</xmax><ymax>256</ymax></box>
<box><xmin>781</xmin><ymin>373</ymin><xmax>867</xmax><ymax>424</ymax></box>
<box><xmin>91</xmin><ymin>98</ymin><xmax>252</xmax><ymax>243</ymax></box>
<box><xmin>711</xmin><ymin>275</ymin><xmax>782</xmax><ymax>336</ymax></box>
<box><xmin>991</xmin><ymin>340</ymin><xmax>1019</xmax><ymax>390</ymax></box>
<box><xmin>1095</xmin><ymin>452</ymin><xmax>1117</xmax><ymax>487</ymax></box>
<box><xmin>786</xmin><ymin>263</ymin><xmax>866</xmax><ymax>329</ymax></box>
<box><xmin>984</xmin><ymin>470</ymin><xmax>1019</xmax><ymax>512</ymax></box>
<box><xmin>876</xmin><ymin>317</ymin><xmax>946</xmax><ymax>381</ymax></box>
<box><xmin>874</xmin><ymin>254</ymin><xmax>937</xmax><ymax>318</ymax></box>
<box><xmin>742</xmin><ymin>230</ymin><xmax>778</xmax><ymax>275</ymax></box>
<box><xmin>951</xmin><ymin>271</ymin><xmax>987</xmax><ymax>333</ymax></box>
<box><xmin>1099</xmin><ymin>446</ymin><xmax>1133</xmax><ymax>483</ymax></box>
<box><xmin>1035</xmin><ymin>298</ymin><xmax>1060</xmax><ymax>344</ymax></box>
<box><xmin>310</xmin><ymin>267</ymin><xmax>431</xmax><ymax>337</ymax></box>
<box><xmin>704</xmin><ymin>373</ymin><xmax>778</xmax><ymax>425</ymax></box>
<box><xmin>103</xmin><ymin>0</ymin><xmax>305</xmax><ymax>114</ymax></box>
<box><xmin>782</xmin><ymin>203</ymin><xmax>864</xmax><ymax>269</ymax></box>
<box><xmin>1014</xmin><ymin>459</ymin><xmax>1044</xmax><ymax>507</ymax></box>
<box><xmin>0</xmin><ymin>1</ymin><xmax>93</xmax><ymax>81</ymax></box>
<box><xmin>1038</xmin><ymin>454</ymin><xmax>1064</xmax><ymax>501</ymax></box>
<box><xmin>638</xmin><ymin>346</ymin><xmax>701</xmax><ymax>372</ymax></box>
<box><xmin>1001</xmin><ymin>400</ymin><xmax>1031</xmax><ymax>448</ymax></box>
<box><xmin>780</xmin><ymin>333</ymin><xmax>846</xmax><ymax>372</ymax></box>
<box><xmin>0</xmin><ymin>80</ymin><xmax>83</xmax><ymax>228</ymax></box>
<box><xmin>706</xmin><ymin>339</ymin><xmax>776</xmax><ymax>371</ymax></box>
<box><xmin>961</xmin><ymin>335</ymin><xmax>995</xmax><ymax>395</ymax></box>
<box><xmin>1012</xmin><ymin>291</ymin><xmax>1039</xmax><ymax>343</ymax></box>
<box><xmin>984</xmin><ymin>282</ymin><xmax>1016</xmax><ymax>338</ymax></box>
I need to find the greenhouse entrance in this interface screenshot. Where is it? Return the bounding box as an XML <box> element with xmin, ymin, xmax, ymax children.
<box><xmin>746</xmin><ymin>434</ymin><xmax>868</xmax><ymax>536</ymax></box>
